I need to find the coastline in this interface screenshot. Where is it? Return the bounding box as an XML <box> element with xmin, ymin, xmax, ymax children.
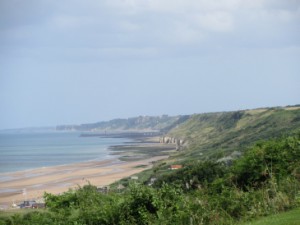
<box><xmin>0</xmin><ymin>156</ymin><xmax>168</xmax><ymax>207</ymax></box>
<box><xmin>0</xmin><ymin>136</ymin><xmax>173</xmax><ymax>208</ymax></box>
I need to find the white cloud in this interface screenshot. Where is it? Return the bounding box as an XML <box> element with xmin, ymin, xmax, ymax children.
<box><xmin>1</xmin><ymin>0</ymin><xmax>299</xmax><ymax>61</ymax></box>
<box><xmin>102</xmin><ymin>0</ymin><xmax>240</xmax><ymax>46</ymax></box>
<box><xmin>192</xmin><ymin>11</ymin><xmax>234</xmax><ymax>32</ymax></box>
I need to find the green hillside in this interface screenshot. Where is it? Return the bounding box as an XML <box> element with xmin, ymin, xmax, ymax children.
<box><xmin>56</xmin><ymin>115</ymin><xmax>190</xmax><ymax>132</ymax></box>
<box><xmin>168</xmin><ymin>106</ymin><xmax>300</xmax><ymax>160</ymax></box>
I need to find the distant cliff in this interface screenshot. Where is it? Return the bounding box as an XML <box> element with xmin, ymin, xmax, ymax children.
<box><xmin>56</xmin><ymin>115</ymin><xmax>190</xmax><ymax>133</ymax></box>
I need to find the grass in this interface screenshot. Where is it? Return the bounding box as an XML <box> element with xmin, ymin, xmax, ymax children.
<box><xmin>0</xmin><ymin>209</ymin><xmax>47</xmax><ymax>222</ymax></box>
<box><xmin>240</xmin><ymin>207</ymin><xmax>300</xmax><ymax>225</ymax></box>
<box><xmin>168</xmin><ymin>107</ymin><xmax>300</xmax><ymax>161</ymax></box>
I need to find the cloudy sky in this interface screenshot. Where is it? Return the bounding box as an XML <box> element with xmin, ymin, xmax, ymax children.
<box><xmin>0</xmin><ymin>0</ymin><xmax>299</xmax><ymax>129</ymax></box>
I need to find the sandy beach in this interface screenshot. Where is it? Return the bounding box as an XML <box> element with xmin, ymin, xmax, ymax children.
<box><xmin>0</xmin><ymin>155</ymin><xmax>167</xmax><ymax>208</ymax></box>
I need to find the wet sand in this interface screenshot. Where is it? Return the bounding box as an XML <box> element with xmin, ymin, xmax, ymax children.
<box><xmin>0</xmin><ymin>156</ymin><xmax>167</xmax><ymax>207</ymax></box>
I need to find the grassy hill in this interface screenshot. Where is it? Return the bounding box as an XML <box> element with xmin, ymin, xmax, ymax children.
<box><xmin>57</xmin><ymin>105</ymin><xmax>300</xmax><ymax>162</ymax></box>
<box><xmin>56</xmin><ymin>115</ymin><xmax>190</xmax><ymax>132</ymax></box>
<box><xmin>56</xmin><ymin>106</ymin><xmax>300</xmax><ymax>158</ymax></box>
<box><xmin>167</xmin><ymin>106</ymin><xmax>300</xmax><ymax>161</ymax></box>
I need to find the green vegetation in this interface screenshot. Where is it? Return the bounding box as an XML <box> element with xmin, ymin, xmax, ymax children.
<box><xmin>1</xmin><ymin>133</ymin><xmax>299</xmax><ymax>224</ymax></box>
<box><xmin>57</xmin><ymin>115</ymin><xmax>190</xmax><ymax>132</ymax></box>
<box><xmin>169</xmin><ymin>107</ymin><xmax>300</xmax><ymax>161</ymax></box>
<box><xmin>240</xmin><ymin>207</ymin><xmax>300</xmax><ymax>225</ymax></box>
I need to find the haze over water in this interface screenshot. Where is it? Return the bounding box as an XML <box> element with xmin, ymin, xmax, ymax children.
<box><xmin>0</xmin><ymin>132</ymin><xmax>125</xmax><ymax>173</ymax></box>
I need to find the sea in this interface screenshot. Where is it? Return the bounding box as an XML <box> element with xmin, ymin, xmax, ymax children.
<box><xmin>0</xmin><ymin>131</ymin><xmax>126</xmax><ymax>173</ymax></box>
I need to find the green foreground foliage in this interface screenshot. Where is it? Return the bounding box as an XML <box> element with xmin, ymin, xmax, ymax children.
<box><xmin>240</xmin><ymin>207</ymin><xmax>300</xmax><ymax>225</ymax></box>
<box><xmin>1</xmin><ymin>134</ymin><xmax>300</xmax><ymax>225</ymax></box>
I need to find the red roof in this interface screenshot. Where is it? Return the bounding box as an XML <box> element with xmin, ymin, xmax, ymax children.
<box><xmin>170</xmin><ymin>165</ymin><xmax>183</xmax><ymax>169</ymax></box>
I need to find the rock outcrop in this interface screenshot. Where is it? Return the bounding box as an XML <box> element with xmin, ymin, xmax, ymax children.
<box><xmin>159</xmin><ymin>136</ymin><xmax>185</xmax><ymax>151</ymax></box>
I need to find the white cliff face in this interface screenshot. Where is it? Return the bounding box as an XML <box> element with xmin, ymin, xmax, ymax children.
<box><xmin>159</xmin><ymin>136</ymin><xmax>186</xmax><ymax>151</ymax></box>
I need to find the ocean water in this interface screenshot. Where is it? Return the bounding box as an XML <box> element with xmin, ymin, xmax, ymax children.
<box><xmin>0</xmin><ymin>132</ymin><xmax>126</xmax><ymax>173</ymax></box>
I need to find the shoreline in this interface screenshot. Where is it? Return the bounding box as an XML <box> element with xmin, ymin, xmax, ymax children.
<box><xmin>0</xmin><ymin>155</ymin><xmax>168</xmax><ymax>207</ymax></box>
<box><xmin>0</xmin><ymin>154</ymin><xmax>118</xmax><ymax>177</ymax></box>
<box><xmin>0</xmin><ymin>136</ymin><xmax>173</xmax><ymax>208</ymax></box>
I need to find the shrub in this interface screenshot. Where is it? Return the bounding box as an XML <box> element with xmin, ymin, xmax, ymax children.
<box><xmin>232</xmin><ymin>134</ymin><xmax>300</xmax><ymax>189</ymax></box>
<box><xmin>119</xmin><ymin>184</ymin><xmax>161</xmax><ymax>225</ymax></box>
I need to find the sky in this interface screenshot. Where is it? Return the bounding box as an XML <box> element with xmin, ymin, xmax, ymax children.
<box><xmin>0</xmin><ymin>0</ymin><xmax>300</xmax><ymax>129</ymax></box>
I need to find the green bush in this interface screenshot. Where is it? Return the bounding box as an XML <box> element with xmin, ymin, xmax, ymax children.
<box><xmin>119</xmin><ymin>184</ymin><xmax>161</xmax><ymax>225</ymax></box>
<box><xmin>154</xmin><ymin>161</ymin><xmax>227</xmax><ymax>191</ymax></box>
<box><xmin>232</xmin><ymin>134</ymin><xmax>300</xmax><ymax>189</ymax></box>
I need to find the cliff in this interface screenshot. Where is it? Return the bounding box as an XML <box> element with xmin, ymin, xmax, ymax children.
<box><xmin>168</xmin><ymin>105</ymin><xmax>300</xmax><ymax>160</ymax></box>
<box><xmin>56</xmin><ymin>115</ymin><xmax>190</xmax><ymax>133</ymax></box>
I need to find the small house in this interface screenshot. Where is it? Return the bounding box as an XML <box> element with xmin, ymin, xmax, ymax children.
<box><xmin>170</xmin><ymin>165</ymin><xmax>183</xmax><ymax>170</ymax></box>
